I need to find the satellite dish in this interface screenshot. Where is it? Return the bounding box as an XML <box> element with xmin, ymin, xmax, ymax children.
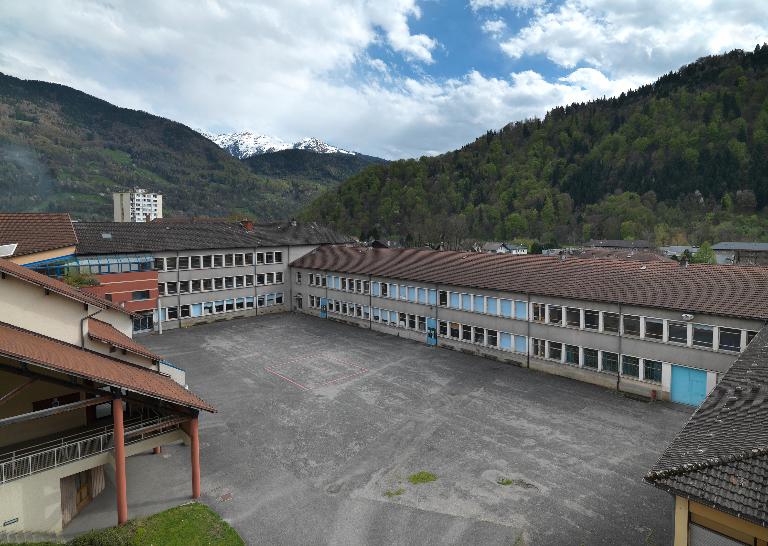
<box><xmin>0</xmin><ymin>243</ymin><xmax>18</xmax><ymax>258</ymax></box>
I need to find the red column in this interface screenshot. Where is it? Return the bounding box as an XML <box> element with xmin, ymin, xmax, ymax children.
<box><xmin>113</xmin><ymin>397</ymin><xmax>128</xmax><ymax>525</ymax></box>
<box><xmin>153</xmin><ymin>446</ymin><xmax>162</xmax><ymax>455</ymax></box>
<box><xmin>190</xmin><ymin>416</ymin><xmax>200</xmax><ymax>499</ymax></box>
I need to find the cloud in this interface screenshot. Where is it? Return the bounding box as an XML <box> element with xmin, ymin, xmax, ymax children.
<box><xmin>499</xmin><ymin>0</ymin><xmax>768</xmax><ymax>78</ymax></box>
<box><xmin>469</xmin><ymin>0</ymin><xmax>544</xmax><ymax>10</ymax></box>
<box><xmin>481</xmin><ymin>19</ymin><xmax>507</xmax><ymax>38</ymax></box>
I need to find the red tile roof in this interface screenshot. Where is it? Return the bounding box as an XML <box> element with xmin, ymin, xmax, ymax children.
<box><xmin>0</xmin><ymin>213</ymin><xmax>77</xmax><ymax>257</ymax></box>
<box><xmin>291</xmin><ymin>245</ymin><xmax>768</xmax><ymax>321</ymax></box>
<box><xmin>88</xmin><ymin>318</ymin><xmax>162</xmax><ymax>362</ymax></box>
<box><xmin>0</xmin><ymin>322</ymin><xmax>214</xmax><ymax>412</ymax></box>
<box><xmin>0</xmin><ymin>258</ymin><xmax>132</xmax><ymax>316</ymax></box>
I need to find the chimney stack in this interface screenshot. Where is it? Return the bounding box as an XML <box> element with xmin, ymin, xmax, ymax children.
<box><xmin>241</xmin><ymin>219</ymin><xmax>254</xmax><ymax>232</ymax></box>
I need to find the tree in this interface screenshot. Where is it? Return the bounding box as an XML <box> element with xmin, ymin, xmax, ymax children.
<box><xmin>693</xmin><ymin>241</ymin><xmax>715</xmax><ymax>264</ymax></box>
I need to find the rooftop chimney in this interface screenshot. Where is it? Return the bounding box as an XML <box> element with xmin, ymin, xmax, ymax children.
<box><xmin>241</xmin><ymin>219</ymin><xmax>254</xmax><ymax>232</ymax></box>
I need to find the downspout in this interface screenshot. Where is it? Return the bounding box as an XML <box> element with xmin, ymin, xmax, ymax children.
<box><xmin>434</xmin><ymin>283</ymin><xmax>440</xmax><ymax>348</ymax></box>
<box><xmin>176</xmin><ymin>250</ymin><xmax>181</xmax><ymax>327</ymax></box>
<box><xmin>368</xmin><ymin>274</ymin><xmax>373</xmax><ymax>329</ymax></box>
<box><xmin>617</xmin><ymin>301</ymin><xmax>623</xmax><ymax>392</ymax></box>
<box><xmin>526</xmin><ymin>292</ymin><xmax>531</xmax><ymax>368</ymax></box>
<box><xmin>254</xmin><ymin>247</ymin><xmax>258</xmax><ymax>317</ymax></box>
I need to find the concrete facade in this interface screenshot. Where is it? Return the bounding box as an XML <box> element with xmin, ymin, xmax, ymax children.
<box><xmin>291</xmin><ymin>266</ymin><xmax>764</xmax><ymax>402</ymax></box>
<box><xmin>112</xmin><ymin>189</ymin><xmax>163</xmax><ymax>223</ymax></box>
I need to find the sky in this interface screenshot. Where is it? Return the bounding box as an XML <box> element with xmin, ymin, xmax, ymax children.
<box><xmin>1</xmin><ymin>1</ymin><xmax>767</xmax><ymax>159</ymax></box>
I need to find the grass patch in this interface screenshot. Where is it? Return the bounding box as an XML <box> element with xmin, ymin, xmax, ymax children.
<box><xmin>497</xmin><ymin>477</ymin><xmax>514</xmax><ymax>486</ymax></box>
<box><xmin>384</xmin><ymin>487</ymin><xmax>405</xmax><ymax>498</ymax></box>
<box><xmin>496</xmin><ymin>477</ymin><xmax>537</xmax><ymax>490</ymax></box>
<box><xmin>408</xmin><ymin>471</ymin><xmax>437</xmax><ymax>484</ymax></box>
<box><xmin>20</xmin><ymin>503</ymin><xmax>243</xmax><ymax>546</ymax></box>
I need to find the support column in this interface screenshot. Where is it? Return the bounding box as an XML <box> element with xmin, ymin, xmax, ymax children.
<box><xmin>190</xmin><ymin>415</ymin><xmax>200</xmax><ymax>499</ymax></box>
<box><xmin>153</xmin><ymin>446</ymin><xmax>162</xmax><ymax>455</ymax></box>
<box><xmin>113</xmin><ymin>397</ymin><xmax>128</xmax><ymax>525</ymax></box>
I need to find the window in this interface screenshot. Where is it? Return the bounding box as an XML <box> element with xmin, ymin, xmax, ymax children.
<box><xmin>179</xmin><ymin>281</ymin><xmax>190</xmax><ymax>294</ymax></box>
<box><xmin>166</xmin><ymin>282</ymin><xmax>178</xmax><ymax>295</ymax></box>
<box><xmin>450</xmin><ymin>322</ymin><xmax>460</xmax><ymax>339</ymax></box>
<box><xmin>408</xmin><ymin>287</ymin><xmax>416</xmax><ymax>302</ymax></box>
<box><xmin>226</xmin><ymin>300</ymin><xmax>235</xmax><ymax>311</ymax></box>
<box><xmin>256</xmin><ymin>252</ymin><xmax>264</xmax><ymax>265</ymax></box>
<box><xmin>158</xmin><ymin>283</ymin><xmax>166</xmax><ymax>296</ymax></box>
<box><xmin>398</xmin><ymin>312</ymin><xmax>407</xmax><ymax>326</ymax></box>
<box><xmin>167</xmin><ymin>306</ymin><xmax>179</xmax><ymax>320</ymax></box>
<box><xmin>645</xmin><ymin>318</ymin><xmax>663</xmax><ymax>340</ymax></box>
<box><xmin>203</xmin><ymin>302</ymin><xmax>213</xmax><ymax>315</ymax></box>
<box><xmin>747</xmin><ymin>330</ymin><xmax>758</xmax><ymax>346</ymax></box>
<box><xmin>357</xmin><ymin>280</ymin><xmax>364</xmax><ymax>293</ymax></box>
<box><xmin>214</xmin><ymin>278</ymin><xmax>224</xmax><ymax>290</ymax></box>
<box><xmin>245</xmin><ymin>275</ymin><xmax>254</xmax><ymax>286</ymax></box>
<box><xmin>500</xmin><ymin>332</ymin><xmax>512</xmax><ymax>349</ymax></box>
<box><xmin>428</xmin><ymin>289</ymin><xmax>437</xmax><ymax>305</ymax></box>
<box><xmin>566</xmin><ymin>307</ymin><xmax>581</xmax><ymax>327</ymax></box>
<box><xmin>408</xmin><ymin>314</ymin><xmax>416</xmax><ymax>329</ymax></box>
<box><xmin>602</xmin><ymin>352</ymin><xmax>619</xmax><ymax>373</ymax></box>
<box><xmin>644</xmin><ymin>360</ymin><xmax>662</xmax><ymax>383</ymax></box>
<box><xmin>180</xmin><ymin>305</ymin><xmax>191</xmax><ymax>318</ymax></box>
<box><xmin>245</xmin><ymin>253</ymin><xmax>253</xmax><ymax>266</ymax></box>
<box><xmin>548</xmin><ymin>341</ymin><xmax>562</xmax><ymax>361</ymax></box>
<box><xmin>474</xmin><ymin>327</ymin><xmax>485</xmax><ymax>345</ymax></box>
<box><xmin>693</xmin><ymin>324</ymin><xmax>714</xmax><ymax>349</ymax></box>
<box><xmin>192</xmin><ymin>279</ymin><xmax>201</xmax><ymax>292</ymax></box>
<box><xmin>153</xmin><ymin>257</ymin><xmax>165</xmax><ymax>271</ymax></box>
<box><xmin>532</xmin><ymin>338</ymin><xmax>545</xmax><ymax>357</ymax></box>
<box><xmin>500</xmin><ymin>299</ymin><xmax>512</xmax><ymax>318</ymax></box>
<box><xmin>622</xmin><ymin>356</ymin><xmax>640</xmax><ymax>378</ymax></box>
<box><xmin>213</xmin><ymin>255</ymin><xmax>223</xmax><ymax>268</ymax></box>
<box><xmin>203</xmin><ymin>278</ymin><xmax>213</xmax><ymax>291</ymax></box>
<box><xmin>583</xmin><ymin>348</ymin><xmax>598</xmax><ymax>369</ymax></box>
<box><xmin>462</xmin><ymin>324</ymin><xmax>472</xmax><ymax>341</ymax></box>
<box><xmin>622</xmin><ymin>315</ymin><xmax>640</xmax><ymax>336</ymax></box>
<box><xmin>565</xmin><ymin>344</ymin><xmax>579</xmax><ymax>365</ymax></box>
<box><xmin>276</xmin><ymin>272</ymin><xmax>284</xmax><ymax>284</ymax></box>
<box><xmin>584</xmin><ymin>310</ymin><xmax>599</xmax><ymax>330</ymax></box>
<box><xmin>532</xmin><ymin>303</ymin><xmax>545</xmax><ymax>322</ymax></box>
<box><xmin>166</xmin><ymin>257</ymin><xmax>177</xmax><ymax>270</ymax></box>
<box><xmin>487</xmin><ymin>329</ymin><xmax>498</xmax><ymax>347</ymax></box>
<box><xmin>719</xmin><ymin>327</ymin><xmax>741</xmax><ymax>352</ymax></box>
<box><xmin>203</xmin><ymin>255</ymin><xmax>212</xmax><ymax>268</ymax></box>
<box><xmin>266</xmin><ymin>272</ymin><xmax>275</xmax><ymax>284</ymax></box>
<box><xmin>603</xmin><ymin>312</ymin><xmax>620</xmax><ymax>333</ymax></box>
<box><xmin>265</xmin><ymin>252</ymin><xmax>274</xmax><ymax>264</ymax></box>
<box><xmin>380</xmin><ymin>283</ymin><xmax>388</xmax><ymax>297</ymax></box>
<box><xmin>514</xmin><ymin>301</ymin><xmax>527</xmax><ymax>320</ymax></box>
<box><xmin>417</xmin><ymin>316</ymin><xmax>426</xmax><ymax>331</ymax></box>
<box><xmin>178</xmin><ymin>256</ymin><xmax>190</xmax><ymax>270</ymax></box>
<box><xmin>439</xmin><ymin>321</ymin><xmax>448</xmax><ymax>336</ymax></box>
<box><xmin>487</xmin><ymin>297</ymin><xmax>497</xmax><ymax>315</ymax></box>
<box><xmin>274</xmin><ymin>251</ymin><xmax>283</xmax><ymax>263</ymax></box>
<box><xmin>340</xmin><ymin>278</ymin><xmax>347</xmax><ymax>290</ymax></box>
<box><xmin>224</xmin><ymin>277</ymin><xmax>234</xmax><ymax>289</ymax></box>
<box><xmin>438</xmin><ymin>290</ymin><xmax>447</xmax><ymax>306</ymax></box>
<box><xmin>473</xmin><ymin>296</ymin><xmax>484</xmax><ymax>313</ymax></box>
<box><xmin>246</xmin><ymin>297</ymin><xmax>255</xmax><ymax>309</ymax></box>
<box><xmin>668</xmin><ymin>321</ymin><xmax>688</xmax><ymax>344</ymax></box>
<box><xmin>235</xmin><ymin>276</ymin><xmax>244</xmax><ymax>288</ymax></box>
<box><xmin>236</xmin><ymin>299</ymin><xmax>245</xmax><ymax>310</ymax></box>
<box><xmin>105</xmin><ymin>293</ymin><xmax>113</xmax><ymax>301</ymax></box>
<box><xmin>234</xmin><ymin>254</ymin><xmax>244</xmax><ymax>267</ymax></box>
<box><xmin>191</xmin><ymin>256</ymin><xmax>201</xmax><ymax>269</ymax></box>
<box><xmin>514</xmin><ymin>336</ymin><xmax>527</xmax><ymax>353</ymax></box>
<box><xmin>548</xmin><ymin>305</ymin><xmax>562</xmax><ymax>325</ymax></box>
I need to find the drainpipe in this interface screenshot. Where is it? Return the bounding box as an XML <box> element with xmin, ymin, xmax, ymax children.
<box><xmin>254</xmin><ymin>247</ymin><xmax>258</xmax><ymax>317</ymax></box>
<box><xmin>368</xmin><ymin>274</ymin><xmax>373</xmax><ymax>329</ymax></box>
<box><xmin>434</xmin><ymin>283</ymin><xmax>440</xmax><ymax>348</ymax></box>
<box><xmin>617</xmin><ymin>301</ymin><xmax>623</xmax><ymax>392</ymax></box>
<box><xmin>526</xmin><ymin>292</ymin><xmax>531</xmax><ymax>368</ymax></box>
<box><xmin>176</xmin><ymin>250</ymin><xmax>181</xmax><ymax>327</ymax></box>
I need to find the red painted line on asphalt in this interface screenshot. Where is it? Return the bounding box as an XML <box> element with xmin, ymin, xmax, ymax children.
<box><xmin>264</xmin><ymin>366</ymin><xmax>310</xmax><ymax>391</ymax></box>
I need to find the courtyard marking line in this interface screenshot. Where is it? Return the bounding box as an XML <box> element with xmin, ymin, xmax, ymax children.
<box><xmin>263</xmin><ymin>353</ymin><xmax>369</xmax><ymax>391</ymax></box>
<box><xmin>263</xmin><ymin>366</ymin><xmax>310</xmax><ymax>391</ymax></box>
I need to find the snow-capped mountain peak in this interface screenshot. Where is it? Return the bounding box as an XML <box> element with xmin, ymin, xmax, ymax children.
<box><xmin>200</xmin><ymin>130</ymin><xmax>355</xmax><ymax>159</ymax></box>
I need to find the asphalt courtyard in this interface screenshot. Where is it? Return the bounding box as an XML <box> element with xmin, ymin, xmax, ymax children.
<box><xmin>143</xmin><ymin>313</ymin><xmax>692</xmax><ymax>545</ymax></box>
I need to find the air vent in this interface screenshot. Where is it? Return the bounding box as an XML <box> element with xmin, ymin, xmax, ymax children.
<box><xmin>101</xmin><ymin>233</ymin><xmax>112</xmax><ymax>239</ymax></box>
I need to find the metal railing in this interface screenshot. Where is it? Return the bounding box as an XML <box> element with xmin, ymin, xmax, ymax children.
<box><xmin>0</xmin><ymin>415</ymin><xmax>183</xmax><ymax>485</ymax></box>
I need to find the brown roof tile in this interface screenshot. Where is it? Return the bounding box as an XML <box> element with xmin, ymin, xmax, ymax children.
<box><xmin>0</xmin><ymin>213</ymin><xmax>77</xmax><ymax>257</ymax></box>
<box><xmin>88</xmin><ymin>318</ymin><xmax>162</xmax><ymax>362</ymax></box>
<box><xmin>0</xmin><ymin>258</ymin><xmax>132</xmax><ymax>316</ymax></box>
<box><xmin>291</xmin><ymin>245</ymin><xmax>768</xmax><ymax>321</ymax></box>
<box><xmin>0</xmin><ymin>322</ymin><xmax>214</xmax><ymax>412</ymax></box>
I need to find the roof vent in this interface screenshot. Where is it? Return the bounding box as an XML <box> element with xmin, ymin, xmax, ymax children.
<box><xmin>101</xmin><ymin>233</ymin><xmax>112</xmax><ymax>239</ymax></box>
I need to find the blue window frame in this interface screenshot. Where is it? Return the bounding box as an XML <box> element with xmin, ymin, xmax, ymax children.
<box><xmin>487</xmin><ymin>297</ymin><xmax>497</xmax><ymax>315</ymax></box>
<box><xmin>515</xmin><ymin>336</ymin><xmax>527</xmax><ymax>353</ymax></box>
<box><xmin>515</xmin><ymin>301</ymin><xmax>527</xmax><ymax>320</ymax></box>
<box><xmin>473</xmin><ymin>296</ymin><xmax>484</xmax><ymax>313</ymax></box>
<box><xmin>408</xmin><ymin>287</ymin><xmax>416</xmax><ymax>302</ymax></box>
<box><xmin>334</xmin><ymin>277</ymin><xmax>341</xmax><ymax>289</ymax></box>
<box><xmin>450</xmin><ymin>292</ymin><xmax>460</xmax><ymax>309</ymax></box>
<box><xmin>417</xmin><ymin>288</ymin><xmax>427</xmax><ymax>304</ymax></box>
<box><xmin>428</xmin><ymin>289</ymin><xmax>437</xmax><ymax>305</ymax></box>
<box><xmin>371</xmin><ymin>282</ymin><xmax>380</xmax><ymax>296</ymax></box>
<box><xmin>389</xmin><ymin>284</ymin><xmax>397</xmax><ymax>299</ymax></box>
<box><xmin>461</xmin><ymin>294</ymin><xmax>471</xmax><ymax>311</ymax></box>
<box><xmin>500</xmin><ymin>299</ymin><xmax>512</xmax><ymax>317</ymax></box>
<box><xmin>499</xmin><ymin>332</ymin><xmax>512</xmax><ymax>349</ymax></box>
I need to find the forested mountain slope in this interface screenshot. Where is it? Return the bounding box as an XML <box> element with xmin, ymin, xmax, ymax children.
<box><xmin>302</xmin><ymin>46</ymin><xmax>768</xmax><ymax>246</ymax></box>
<box><xmin>0</xmin><ymin>73</ymin><xmax>376</xmax><ymax>220</ymax></box>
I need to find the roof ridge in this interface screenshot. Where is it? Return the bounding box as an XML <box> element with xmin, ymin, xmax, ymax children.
<box><xmin>646</xmin><ymin>445</ymin><xmax>768</xmax><ymax>481</ymax></box>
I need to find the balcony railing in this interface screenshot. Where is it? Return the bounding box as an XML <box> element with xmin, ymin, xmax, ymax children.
<box><xmin>0</xmin><ymin>415</ymin><xmax>184</xmax><ymax>485</ymax></box>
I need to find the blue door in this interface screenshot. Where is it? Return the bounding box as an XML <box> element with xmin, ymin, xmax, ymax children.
<box><xmin>671</xmin><ymin>365</ymin><xmax>707</xmax><ymax>406</ymax></box>
<box><xmin>319</xmin><ymin>298</ymin><xmax>327</xmax><ymax>318</ymax></box>
<box><xmin>426</xmin><ymin>317</ymin><xmax>437</xmax><ymax>346</ymax></box>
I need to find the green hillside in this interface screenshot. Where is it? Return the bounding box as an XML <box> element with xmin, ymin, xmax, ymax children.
<box><xmin>302</xmin><ymin>45</ymin><xmax>768</xmax><ymax>246</ymax></box>
<box><xmin>0</xmin><ymin>73</ymin><xmax>373</xmax><ymax>220</ymax></box>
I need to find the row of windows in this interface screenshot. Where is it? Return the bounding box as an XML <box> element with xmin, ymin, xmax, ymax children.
<box><xmin>530</xmin><ymin>338</ymin><xmax>663</xmax><ymax>383</ymax></box>
<box><xmin>437</xmin><ymin>320</ymin><xmax>528</xmax><ymax>353</ymax></box>
<box><xmin>161</xmin><ymin>292</ymin><xmax>284</xmax><ymax>320</ymax></box>
<box><xmin>530</xmin><ymin>303</ymin><xmax>757</xmax><ymax>353</ymax></box>
<box><xmin>154</xmin><ymin>251</ymin><xmax>283</xmax><ymax>272</ymax></box>
<box><xmin>158</xmin><ymin>272</ymin><xmax>283</xmax><ymax>296</ymax></box>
